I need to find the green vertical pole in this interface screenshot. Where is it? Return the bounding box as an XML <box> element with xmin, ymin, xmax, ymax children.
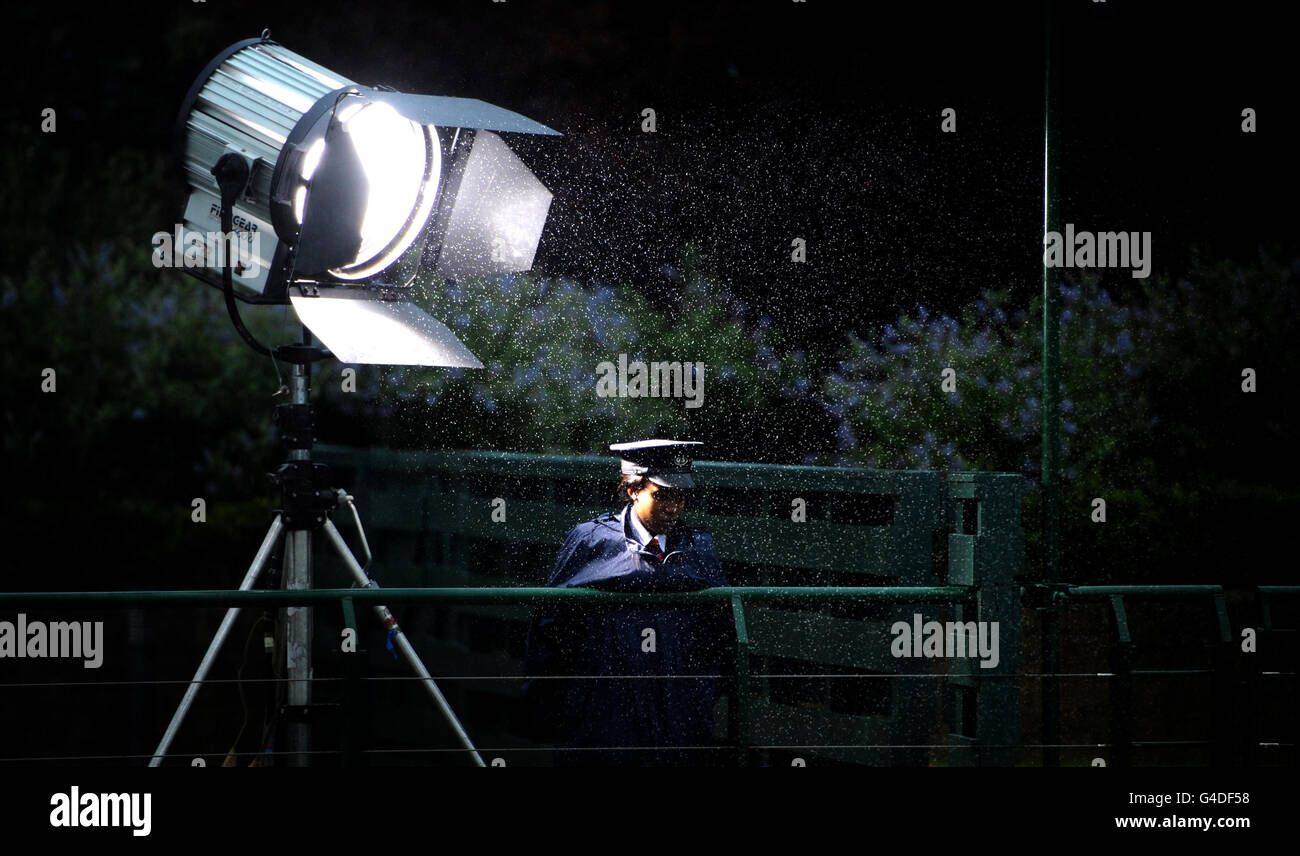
<box><xmin>1107</xmin><ymin>596</ymin><xmax>1133</xmax><ymax>767</ymax></box>
<box><xmin>1041</xmin><ymin>0</ymin><xmax>1063</xmax><ymax>768</ymax></box>
<box><xmin>971</xmin><ymin>475</ymin><xmax>1024</xmax><ymax>766</ymax></box>
<box><xmin>1209</xmin><ymin>593</ymin><xmax>1238</xmax><ymax>765</ymax></box>
<box><xmin>341</xmin><ymin>596</ymin><xmax>361</xmax><ymax>768</ymax></box>
<box><xmin>730</xmin><ymin>595</ymin><xmax>752</xmax><ymax>767</ymax></box>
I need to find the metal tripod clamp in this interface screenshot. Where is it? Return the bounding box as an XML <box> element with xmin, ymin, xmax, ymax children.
<box><xmin>1021</xmin><ymin>580</ymin><xmax>1072</xmax><ymax>609</ymax></box>
<box><xmin>269</xmin><ymin>460</ymin><xmax>338</xmax><ymax>530</ymax></box>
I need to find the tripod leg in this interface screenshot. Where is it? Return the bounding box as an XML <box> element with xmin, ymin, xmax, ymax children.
<box><xmin>283</xmin><ymin>524</ymin><xmax>312</xmax><ymax>767</ymax></box>
<box><xmin>148</xmin><ymin>515</ymin><xmax>285</xmax><ymax>767</ymax></box>
<box><xmin>320</xmin><ymin>519</ymin><xmax>486</xmax><ymax>767</ymax></box>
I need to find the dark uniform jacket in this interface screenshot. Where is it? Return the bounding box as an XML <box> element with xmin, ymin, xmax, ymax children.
<box><xmin>522</xmin><ymin>505</ymin><xmax>735</xmax><ymax>765</ymax></box>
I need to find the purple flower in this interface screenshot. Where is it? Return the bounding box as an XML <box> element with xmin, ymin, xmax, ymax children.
<box><xmin>1114</xmin><ymin>331</ymin><xmax>1132</xmax><ymax>355</ymax></box>
<box><xmin>836</xmin><ymin>422</ymin><xmax>857</xmax><ymax>451</ymax></box>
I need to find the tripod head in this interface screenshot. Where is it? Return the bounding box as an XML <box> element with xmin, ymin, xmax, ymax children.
<box><xmin>269</xmin><ymin>461</ymin><xmax>338</xmax><ymax>531</ymax></box>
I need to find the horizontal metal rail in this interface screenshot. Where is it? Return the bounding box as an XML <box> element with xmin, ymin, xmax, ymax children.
<box><xmin>1067</xmin><ymin>585</ymin><xmax>1228</xmax><ymax>597</ymax></box>
<box><xmin>9</xmin><ymin>584</ymin><xmax>1291</xmax><ymax>607</ymax></box>
<box><xmin>0</xmin><ymin>585</ymin><xmax>974</xmax><ymax>607</ymax></box>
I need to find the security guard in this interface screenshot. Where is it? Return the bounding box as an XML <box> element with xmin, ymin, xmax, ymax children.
<box><xmin>522</xmin><ymin>440</ymin><xmax>735</xmax><ymax>765</ymax></box>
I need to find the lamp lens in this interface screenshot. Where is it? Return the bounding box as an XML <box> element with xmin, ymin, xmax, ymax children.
<box><xmin>330</xmin><ymin>101</ymin><xmax>441</xmax><ymax>279</ymax></box>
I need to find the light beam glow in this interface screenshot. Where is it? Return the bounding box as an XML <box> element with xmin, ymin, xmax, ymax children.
<box><xmin>329</xmin><ymin>102</ymin><xmax>441</xmax><ymax>280</ymax></box>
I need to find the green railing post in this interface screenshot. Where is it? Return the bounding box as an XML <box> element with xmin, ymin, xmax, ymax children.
<box><xmin>730</xmin><ymin>595</ymin><xmax>752</xmax><ymax>767</ymax></box>
<box><xmin>1209</xmin><ymin>592</ymin><xmax>1238</xmax><ymax>766</ymax></box>
<box><xmin>1259</xmin><ymin>587</ymin><xmax>1300</xmax><ymax>766</ymax></box>
<box><xmin>973</xmin><ymin>475</ymin><xmax>1023</xmax><ymax>767</ymax></box>
<box><xmin>341</xmin><ymin>596</ymin><xmax>361</xmax><ymax>768</ymax></box>
<box><xmin>1237</xmin><ymin>594</ymin><xmax>1263</xmax><ymax>767</ymax></box>
<box><xmin>1106</xmin><ymin>595</ymin><xmax>1133</xmax><ymax>768</ymax></box>
<box><xmin>947</xmin><ymin>473</ymin><xmax>1023</xmax><ymax>766</ymax></box>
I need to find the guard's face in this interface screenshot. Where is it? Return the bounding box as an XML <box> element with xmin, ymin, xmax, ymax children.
<box><xmin>629</xmin><ymin>482</ymin><xmax>688</xmax><ymax>534</ymax></box>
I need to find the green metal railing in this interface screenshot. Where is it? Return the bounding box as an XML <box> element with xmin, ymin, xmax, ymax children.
<box><xmin>305</xmin><ymin>445</ymin><xmax>1025</xmax><ymax>766</ymax></box>
<box><xmin>1</xmin><ymin>582</ymin><xmax>1292</xmax><ymax>765</ymax></box>
<box><xmin>1048</xmin><ymin>584</ymin><xmax>1300</xmax><ymax>767</ymax></box>
<box><xmin>0</xmin><ymin>446</ymin><xmax>1029</xmax><ymax>766</ymax></box>
<box><xmin>0</xmin><ymin>585</ymin><xmax>998</xmax><ymax>766</ymax></box>
<box><xmin>9</xmin><ymin>449</ymin><xmax>1287</xmax><ymax>766</ymax></box>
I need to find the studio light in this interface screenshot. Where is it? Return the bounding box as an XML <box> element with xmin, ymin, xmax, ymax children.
<box><xmin>152</xmin><ymin>31</ymin><xmax>562</xmax><ymax>768</ymax></box>
<box><xmin>172</xmin><ymin>31</ymin><xmax>558</xmax><ymax>366</ymax></box>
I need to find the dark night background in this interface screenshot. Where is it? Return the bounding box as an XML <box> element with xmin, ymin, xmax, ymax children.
<box><xmin>1</xmin><ymin>1</ymin><xmax>1296</xmax><ymax>772</ymax></box>
<box><xmin>16</xmin><ymin>1</ymin><xmax>1298</xmax><ymax>328</ymax></box>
